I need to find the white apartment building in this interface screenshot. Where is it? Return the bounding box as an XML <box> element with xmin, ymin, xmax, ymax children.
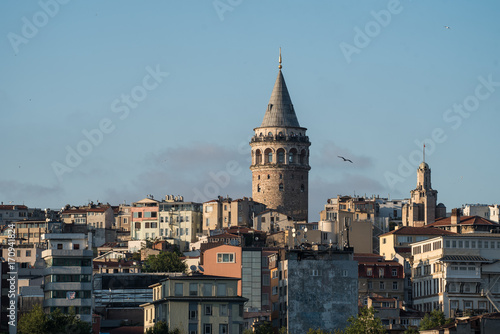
<box><xmin>411</xmin><ymin>234</ymin><xmax>500</xmax><ymax>318</ymax></box>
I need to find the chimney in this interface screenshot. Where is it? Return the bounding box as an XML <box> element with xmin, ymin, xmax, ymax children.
<box><xmin>451</xmin><ymin>208</ymin><xmax>460</xmax><ymax>233</ymax></box>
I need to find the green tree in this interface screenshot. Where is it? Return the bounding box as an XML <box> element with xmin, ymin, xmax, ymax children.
<box><xmin>307</xmin><ymin>329</ymin><xmax>331</xmax><ymax>334</ymax></box>
<box><xmin>254</xmin><ymin>321</ymin><xmax>274</xmax><ymax>334</ymax></box>
<box><xmin>419</xmin><ymin>309</ymin><xmax>453</xmax><ymax>330</ymax></box>
<box><xmin>18</xmin><ymin>305</ymin><xmax>91</xmax><ymax>334</ymax></box>
<box><xmin>403</xmin><ymin>327</ymin><xmax>420</xmax><ymax>334</ymax></box>
<box><xmin>142</xmin><ymin>251</ymin><xmax>187</xmax><ymax>273</ymax></box>
<box><xmin>336</xmin><ymin>306</ymin><xmax>385</xmax><ymax>334</ymax></box>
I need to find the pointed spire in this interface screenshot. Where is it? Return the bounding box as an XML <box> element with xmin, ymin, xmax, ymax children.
<box><xmin>279</xmin><ymin>47</ymin><xmax>282</xmax><ymax>70</ymax></box>
<box><xmin>260</xmin><ymin>50</ymin><xmax>300</xmax><ymax>128</ymax></box>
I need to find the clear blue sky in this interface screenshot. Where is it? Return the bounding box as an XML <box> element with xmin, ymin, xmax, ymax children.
<box><xmin>1</xmin><ymin>0</ymin><xmax>499</xmax><ymax>221</ymax></box>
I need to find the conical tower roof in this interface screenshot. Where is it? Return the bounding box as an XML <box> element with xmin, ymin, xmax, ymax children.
<box><xmin>260</xmin><ymin>70</ymin><xmax>300</xmax><ymax>128</ymax></box>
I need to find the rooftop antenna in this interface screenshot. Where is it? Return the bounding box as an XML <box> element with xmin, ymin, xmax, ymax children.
<box><xmin>423</xmin><ymin>144</ymin><xmax>425</xmax><ymax>163</ymax></box>
<box><xmin>278</xmin><ymin>47</ymin><xmax>282</xmax><ymax>70</ymax></box>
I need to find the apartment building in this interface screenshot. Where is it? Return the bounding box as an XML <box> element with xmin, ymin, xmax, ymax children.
<box><xmin>141</xmin><ymin>275</ymin><xmax>247</xmax><ymax>333</ymax></box>
<box><xmin>411</xmin><ymin>234</ymin><xmax>500</xmax><ymax>317</ymax></box>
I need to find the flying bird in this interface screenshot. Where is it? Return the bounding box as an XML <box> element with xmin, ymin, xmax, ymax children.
<box><xmin>444</xmin><ymin>26</ymin><xmax>451</xmax><ymax>29</ymax></box>
<box><xmin>338</xmin><ymin>156</ymin><xmax>353</xmax><ymax>163</ymax></box>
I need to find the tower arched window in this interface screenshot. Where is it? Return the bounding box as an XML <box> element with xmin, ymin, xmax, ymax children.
<box><xmin>277</xmin><ymin>149</ymin><xmax>285</xmax><ymax>163</ymax></box>
<box><xmin>279</xmin><ymin>183</ymin><xmax>284</xmax><ymax>192</ymax></box>
<box><xmin>255</xmin><ymin>149</ymin><xmax>262</xmax><ymax>165</ymax></box>
<box><xmin>300</xmin><ymin>149</ymin><xmax>306</xmax><ymax>164</ymax></box>
<box><xmin>289</xmin><ymin>148</ymin><xmax>297</xmax><ymax>163</ymax></box>
<box><xmin>268</xmin><ymin>132</ymin><xmax>273</xmax><ymax>137</ymax></box>
<box><xmin>264</xmin><ymin>148</ymin><xmax>273</xmax><ymax>164</ymax></box>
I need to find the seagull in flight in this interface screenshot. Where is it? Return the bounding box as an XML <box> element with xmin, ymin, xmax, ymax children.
<box><xmin>338</xmin><ymin>156</ymin><xmax>353</xmax><ymax>163</ymax></box>
<box><xmin>444</xmin><ymin>26</ymin><xmax>451</xmax><ymax>29</ymax></box>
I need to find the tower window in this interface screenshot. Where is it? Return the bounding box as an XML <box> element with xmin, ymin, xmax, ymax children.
<box><xmin>279</xmin><ymin>183</ymin><xmax>284</xmax><ymax>192</ymax></box>
<box><xmin>258</xmin><ymin>175</ymin><xmax>260</xmax><ymax>180</ymax></box>
<box><xmin>289</xmin><ymin>148</ymin><xmax>297</xmax><ymax>163</ymax></box>
<box><xmin>264</xmin><ymin>148</ymin><xmax>273</xmax><ymax>163</ymax></box>
<box><xmin>280</xmin><ymin>174</ymin><xmax>282</xmax><ymax>179</ymax></box>
<box><xmin>255</xmin><ymin>149</ymin><xmax>262</xmax><ymax>165</ymax></box>
<box><xmin>268</xmin><ymin>132</ymin><xmax>273</xmax><ymax>137</ymax></box>
<box><xmin>300</xmin><ymin>184</ymin><xmax>305</xmax><ymax>193</ymax></box>
<box><xmin>267</xmin><ymin>174</ymin><xmax>270</xmax><ymax>179</ymax></box>
<box><xmin>277</xmin><ymin>149</ymin><xmax>285</xmax><ymax>163</ymax></box>
<box><xmin>257</xmin><ymin>185</ymin><xmax>261</xmax><ymax>192</ymax></box>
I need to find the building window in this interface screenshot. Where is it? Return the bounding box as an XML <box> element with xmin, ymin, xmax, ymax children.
<box><xmin>190</xmin><ymin>283</ymin><xmax>198</xmax><ymax>296</ymax></box>
<box><xmin>368</xmin><ymin>281</ymin><xmax>373</xmax><ymax>290</ymax></box>
<box><xmin>263</xmin><ymin>274</ymin><xmax>270</xmax><ymax>286</ymax></box>
<box><xmin>175</xmin><ymin>283</ymin><xmax>183</xmax><ymax>296</ymax></box>
<box><xmin>272</xmin><ymin>286</ymin><xmax>278</xmax><ymax>295</ymax></box>
<box><xmin>380</xmin><ymin>282</ymin><xmax>385</xmax><ymax>290</ymax></box>
<box><xmin>217</xmin><ymin>253</ymin><xmax>235</xmax><ymax>263</ymax></box>
<box><xmin>392</xmin><ymin>282</ymin><xmax>398</xmax><ymax>290</ymax></box>
<box><xmin>379</xmin><ymin>268</ymin><xmax>384</xmax><ymax>277</ymax></box>
<box><xmin>257</xmin><ymin>184</ymin><xmax>261</xmax><ymax>193</ymax></box>
<box><xmin>26</xmin><ymin>250</ymin><xmax>31</xmax><ymax>257</ymax></box>
<box><xmin>367</xmin><ymin>268</ymin><xmax>372</xmax><ymax>276</ymax></box>
<box><xmin>219</xmin><ymin>304</ymin><xmax>228</xmax><ymax>316</ymax></box>
<box><xmin>279</xmin><ymin>183</ymin><xmax>284</xmax><ymax>192</ymax></box>
<box><xmin>219</xmin><ymin>324</ymin><xmax>228</xmax><ymax>334</ymax></box>
<box><xmin>392</xmin><ymin>269</ymin><xmax>397</xmax><ymax>276</ymax></box>
<box><xmin>57</xmin><ymin>244</ymin><xmax>63</xmax><ymax>250</ymax></box>
<box><xmin>277</xmin><ymin>150</ymin><xmax>284</xmax><ymax>163</ymax></box>
<box><xmin>204</xmin><ymin>304</ymin><xmax>212</xmax><ymax>316</ymax></box>
<box><xmin>204</xmin><ymin>324</ymin><xmax>212</xmax><ymax>334</ymax></box>
<box><xmin>217</xmin><ymin>283</ymin><xmax>227</xmax><ymax>296</ymax></box>
<box><xmin>203</xmin><ymin>283</ymin><xmax>213</xmax><ymax>296</ymax></box>
<box><xmin>300</xmin><ymin>184</ymin><xmax>304</xmax><ymax>192</ymax></box>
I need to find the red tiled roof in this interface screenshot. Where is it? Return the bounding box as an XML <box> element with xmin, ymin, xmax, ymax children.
<box><xmin>379</xmin><ymin>226</ymin><xmax>458</xmax><ymax>237</ymax></box>
<box><xmin>87</xmin><ymin>206</ymin><xmax>110</xmax><ymax>212</ymax></box>
<box><xmin>0</xmin><ymin>205</ymin><xmax>28</xmax><ymax>210</ymax></box>
<box><xmin>429</xmin><ymin>215</ymin><xmax>499</xmax><ymax>227</ymax></box>
<box><xmin>209</xmin><ymin>233</ymin><xmax>241</xmax><ymax>239</ymax></box>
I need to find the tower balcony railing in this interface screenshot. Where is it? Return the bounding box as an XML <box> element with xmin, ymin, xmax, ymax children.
<box><xmin>251</xmin><ymin>135</ymin><xmax>309</xmax><ymax>143</ymax></box>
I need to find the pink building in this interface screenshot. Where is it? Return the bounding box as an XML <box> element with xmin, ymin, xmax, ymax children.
<box><xmin>202</xmin><ymin>245</ymin><xmax>243</xmax><ymax>295</ymax></box>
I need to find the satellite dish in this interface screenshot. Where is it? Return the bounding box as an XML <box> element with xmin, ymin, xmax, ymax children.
<box><xmin>292</xmin><ymin>228</ymin><xmax>296</xmax><ymax>233</ymax></box>
<box><xmin>292</xmin><ymin>233</ymin><xmax>296</xmax><ymax>238</ymax></box>
<box><xmin>190</xmin><ymin>265</ymin><xmax>197</xmax><ymax>271</ymax></box>
<box><xmin>304</xmin><ymin>227</ymin><xmax>308</xmax><ymax>233</ymax></box>
<box><xmin>198</xmin><ymin>266</ymin><xmax>204</xmax><ymax>272</ymax></box>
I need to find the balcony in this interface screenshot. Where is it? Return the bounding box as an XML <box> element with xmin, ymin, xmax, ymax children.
<box><xmin>42</xmin><ymin>249</ymin><xmax>93</xmax><ymax>258</ymax></box>
<box><xmin>43</xmin><ymin>266</ymin><xmax>93</xmax><ymax>276</ymax></box>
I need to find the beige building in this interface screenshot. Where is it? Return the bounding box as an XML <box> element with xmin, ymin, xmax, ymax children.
<box><xmin>402</xmin><ymin>161</ymin><xmax>446</xmax><ymax>227</ymax></box>
<box><xmin>249</xmin><ymin>58</ymin><xmax>311</xmax><ymax>222</ymax></box>
<box><xmin>202</xmin><ymin>196</ymin><xmax>266</xmax><ymax>235</ymax></box>
<box><xmin>113</xmin><ymin>204</ymin><xmax>132</xmax><ymax>232</ymax></box>
<box><xmin>141</xmin><ymin>275</ymin><xmax>247</xmax><ymax>333</ymax></box>
<box><xmin>379</xmin><ymin>226</ymin><xmax>457</xmax><ymax>260</ymax></box>
<box><xmin>159</xmin><ymin>195</ymin><xmax>202</xmax><ymax>247</ymax></box>
<box><xmin>254</xmin><ymin>209</ymin><xmax>294</xmax><ymax>233</ymax></box>
<box><xmin>61</xmin><ymin>203</ymin><xmax>114</xmax><ymax>229</ymax></box>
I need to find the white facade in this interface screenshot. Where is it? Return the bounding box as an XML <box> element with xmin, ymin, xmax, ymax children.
<box><xmin>411</xmin><ymin>234</ymin><xmax>500</xmax><ymax>317</ymax></box>
<box><xmin>42</xmin><ymin>233</ymin><xmax>93</xmax><ymax>323</ymax></box>
<box><xmin>462</xmin><ymin>204</ymin><xmax>491</xmax><ymax>219</ymax></box>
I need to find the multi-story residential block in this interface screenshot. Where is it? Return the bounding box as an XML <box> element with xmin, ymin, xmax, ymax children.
<box><xmin>42</xmin><ymin>232</ymin><xmax>93</xmax><ymax>323</ymax></box>
<box><xmin>379</xmin><ymin>226</ymin><xmax>457</xmax><ymax>260</ymax></box>
<box><xmin>427</xmin><ymin>208</ymin><xmax>500</xmax><ymax>234</ymax></box>
<box><xmin>159</xmin><ymin>195</ymin><xmax>202</xmax><ymax>249</ymax></box>
<box><xmin>141</xmin><ymin>274</ymin><xmax>247</xmax><ymax>334</ymax></box>
<box><xmin>202</xmin><ymin>197</ymin><xmax>265</xmax><ymax>235</ymax></box>
<box><xmin>254</xmin><ymin>209</ymin><xmax>294</xmax><ymax>233</ymax></box>
<box><xmin>411</xmin><ymin>233</ymin><xmax>500</xmax><ymax>317</ymax></box>
<box><xmin>0</xmin><ymin>204</ymin><xmax>28</xmax><ymax>225</ymax></box>
<box><xmin>249</xmin><ymin>58</ymin><xmax>311</xmax><ymax>222</ymax></box>
<box><xmin>130</xmin><ymin>197</ymin><xmax>160</xmax><ymax>241</ymax></box>
<box><xmin>0</xmin><ymin>243</ymin><xmax>45</xmax><ymax>269</ymax></box>
<box><xmin>202</xmin><ymin>245</ymin><xmax>263</xmax><ymax>312</ymax></box>
<box><xmin>402</xmin><ymin>160</ymin><xmax>447</xmax><ymax>227</ymax></box>
<box><xmin>61</xmin><ymin>203</ymin><xmax>114</xmax><ymax>229</ymax></box>
<box><xmin>354</xmin><ymin>253</ymin><xmax>405</xmax><ymax>306</ymax></box>
<box><xmin>490</xmin><ymin>204</ymin><xmax>500</xmax><ymax>223</ymax></box>
<box><xmin>278</xmin><ymin>247</ymin><xmax>358</xmax><ymax>333</ymax></box>
<box><xmin>9</xmin><ymin>220</ymin><xmax>61</xmax><ymax>245</ymax></box>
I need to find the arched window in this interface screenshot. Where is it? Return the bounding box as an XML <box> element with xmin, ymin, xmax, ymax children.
<box><xmin>279</xmin><ymin>183</ymin><xmax>284</xmax><ymax>192</ymax></box>
<box><xmin>255</xmin><ymin>149</ymin><xmax>262</xmax><ymax>165</ymax></box>
<box><xmin>277</xmin><ymin>148</ymin><xmax>285</xmax><ymax>163</ymax></box>
<box><xmin>264</xmin><ymin>148</ymin><xmax>273</xmax><ymax>163</ymax></box>
<box><xmin>300</xmin><ymin>149</ymin><xmax>307</xmax><ymax>164</ymax></box>
<box><xmin>268</xmin><ymin>132</ymin><xmax>273</xmax><ymax>137</ymax></box>
<box><xmin>289</xmin><ymin>148</ymin><xmax>297</xmax><ymax>163</ymax></box>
